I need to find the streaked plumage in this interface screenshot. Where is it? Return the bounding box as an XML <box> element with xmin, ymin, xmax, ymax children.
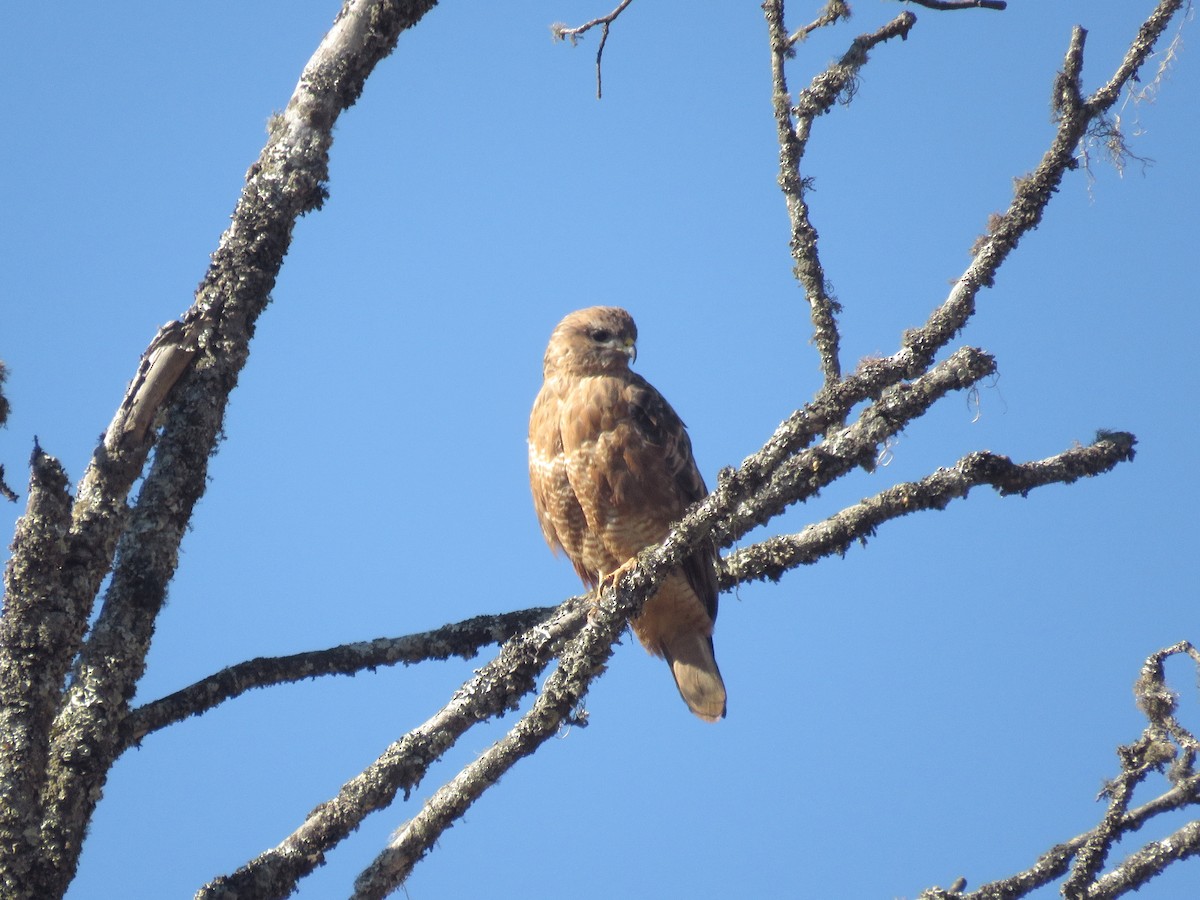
<box><xmin>528</xmin><ymin>307</ymin><xmax>726</xmax><ymax>722</ymax></box>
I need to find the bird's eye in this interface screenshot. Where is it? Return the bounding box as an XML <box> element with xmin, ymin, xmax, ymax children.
<box><xmin>590</xmin><ymin>329</ymin><xmax>612</xmax><ymax>343</ymax></box>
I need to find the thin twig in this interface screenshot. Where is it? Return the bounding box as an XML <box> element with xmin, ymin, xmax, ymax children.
<box><xmin>765</xmin><ymin>0</ymin><xmax>842</xmax><ymax>387</ymax></box>
<box><xmin>792</xmin><ymin>11</ymin><xmax>918</xmax><ymax>132</ymax></box>
<box><xmin>902</xmin><ymin>0</ymin><xmax>1006</xmax><ymax>11</ymax></box>
<box><xmin>767</xmin><ymin>3</ymin><xmax>917</xmax><ymax>389</ymax></box>
<box><xmin>786</xmin><ymin>0</ymin><xmax>852</xmax><ymax>48</ymax></box>
<box><xmin>551</xmin><ymin>0</ymin><xmax>635</xmax><ymax>98</ymax></box>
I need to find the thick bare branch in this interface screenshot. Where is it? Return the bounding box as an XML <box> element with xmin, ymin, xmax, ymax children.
<box><xmin>352</xmin><ymin>601</ymin><xmax>630</xmax><ymax>899</ymax></box>
<box><xmin>713</xmin><ymin>346</ymin><xmax>996</xmax><ymax>547</ymax></box>
<box><xmin>20</xmin><ymin>3</ymin><xmax>442</xmax><ymax>898</ymax></box>
<box><xmin>197</xmin><ymin>601</ymin><xmax>588</xmax><ymax>900</ymax></box>
<box><xmin>352</xmin><ymin>427</ymin><xmax>1136</xmax><ymax>899</ymax></box>
<box><xmin>121</xmin><ymin>606</ymin><xmax>560</xmax><ymax>748</ymax></box>
<box><xmin>1088</xmin><ymin>820</ymin><xmax>1200</xmax><ymax>898</ymax></box>
<box><xmin>719</xmin><ymin>433</ymin><xmax>1136</xmax><ymax>587</ymax></box>
<box><xmin>0</xmin><ymin>0</ymin><xmax>1185</xmax><ymax>896</ymax></box>
<box><xmin>0</xmin><ymin>448</ymin><xmax>76</xmax><ymax>895</ymax></box>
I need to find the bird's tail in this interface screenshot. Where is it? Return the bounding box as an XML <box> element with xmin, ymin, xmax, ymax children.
<box><xmin>662</xmin><ymin>631</ymin><xmax>727</xmax><ymax>723</ymax></box>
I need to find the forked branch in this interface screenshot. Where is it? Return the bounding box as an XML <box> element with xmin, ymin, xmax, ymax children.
<box><xmin>551</xmin><ymin>0</ymin><xmax>635</xmax><ymax>98</ymax></box>
<box><xmin>719</xmin><ymin>432</ymin><xmax>1137</xmax><ymax>586</ymax></box>
<box><xmin>920</xmin><ymin>642</ymin><xmax>1200</xmax><ymax>900</ymax></box>
<box><xmin>197</xmin><ymin>600</ymin><xmax>589</xmax><ymax>900</ymax></box>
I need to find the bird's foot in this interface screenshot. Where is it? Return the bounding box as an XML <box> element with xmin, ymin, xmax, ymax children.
<box><xmin>585</xmin><ymin>558</ymin><xmax>639</xmax><ymax>623</ymax></box>
<box><xmin>598</xmin><ymin>556</ymin><xmax>639</xmax><ymax>594</ymax></box>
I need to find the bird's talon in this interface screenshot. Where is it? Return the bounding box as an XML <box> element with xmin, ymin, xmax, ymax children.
<box><xmin>599</xmin><ymin>557</ymin><xmax>639</xmax><ymax>594</ymax></box>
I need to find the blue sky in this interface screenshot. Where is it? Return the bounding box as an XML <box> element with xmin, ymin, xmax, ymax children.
<box><xmin>3</xmin><ymin>2</ymin><xmax>1198</xmax><ymax>898</ymax></box>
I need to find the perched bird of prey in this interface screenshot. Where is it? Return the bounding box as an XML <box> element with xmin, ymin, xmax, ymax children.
<box><xmin>528</xmin><ymin>307</ymin><xmax>726</xmax><ymax>722</ymax></box>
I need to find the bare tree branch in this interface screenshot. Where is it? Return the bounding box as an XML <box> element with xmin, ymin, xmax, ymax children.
<box><xmin>1</xmin><ymin>2</ymin><xmax>442</xmax><ymax>898</ymax></box>
<box><xmin>786</xmin><ymin>0</ymin><xmax>852</xmax><ymax>48</ymax></box>
<box><xmin>719</xmin><ymin>432</ymin><xmax>1137</xmax><ymax>586</ymax></box>
<box><xmin>120</xmin><ymin>606</ymin><xmax>562</xmax><ymax>748</ymax></box>
<box><xmin>902</xmin><ymin>0</ymin><xmax>1007</xmax><ymax>11</ymax></box>
<box><xmin>792</xmin><ymin>11</ymin><xmax>918</xmax><ymax>128</ymax></box>
<box><xmin>920</xmin><ymin>641</ymin><xmax>1200</xmax><ymax>900</ymax></box>
<box><xmin>1087</xmin><ymin>0</ymin><xmax>1186</xmax><ymax>112</ymax></box>
<box><xmin>551</xmin><ymin>0</ymin><xmax>635</xmax><ymax>98</ymax></box>
<box><xmin>350</xmin><ymin>428</ymin><xmax>1147</xmax><ymax>900</ymax></box>
<box><xmin>352</xmin><ymin>600</ymin><xmax>630</xmax><ymax>899</ymax></box>
<box><xmin>1</xmin><ymin>0</ymin><xmax>1191</xmax><ymax>896</ymax></box>
<box><xmin>921</xmin><ymin>774</ymin><xmax>1200</xmax><ymax>899</ymax></box>
<box><xmin>197</xmin><ymin>601</ymin><xmax>588</xmax><ymax>900</ymax></box>
<box><xmin>1064</xmin><ymin>736</ymin><xmax>1161</xmax><ymax>899</ymax></box>
<box><xmin>766</xmin><ymin>3</ymin><xmax>918</xmax><ymax>389</ymax></box>
<box><xmin>1088</xmin><ymin>820</ymin><xmax>1200</xmax><ymax>898</ymax></box>
<box><xmin>333</xmin><ymin>2</ymin><xmax>1189</xmax><ymax>895</ymax></box>
<box><xmin>713</xmin><ymin>345</ymin><xmax>996</xmax><ymax>547</ymax></box>
<box><xmin>839</xmin><ymin>0</ymin><xmax>1181</xmax><ymax>422</ymax></box>
<box><xmin>321</xmin><ymin>347</ymin><xmax>997</xmax><ymax>897</ymax></box>
<box><xmin>767</xmin><ymin>2</ymin><xmax>915</xmax><ymax>388</ymax></box>
<box><xmin>0</xmin><ymin>447</ymin><xmax>77</xmax><ymax>890</ymax></box>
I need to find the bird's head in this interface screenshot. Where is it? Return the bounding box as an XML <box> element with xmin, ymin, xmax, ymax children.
<box><xmin>543</xmin><ymin>306</ymin><xmax>638</xmax><ymax>376</ymax></box>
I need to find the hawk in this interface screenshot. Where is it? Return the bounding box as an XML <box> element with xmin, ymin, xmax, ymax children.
<box><xmin>528</xmin><ymin>307</ymin><xmax>726</xmax><ymax>721</ymax></box>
